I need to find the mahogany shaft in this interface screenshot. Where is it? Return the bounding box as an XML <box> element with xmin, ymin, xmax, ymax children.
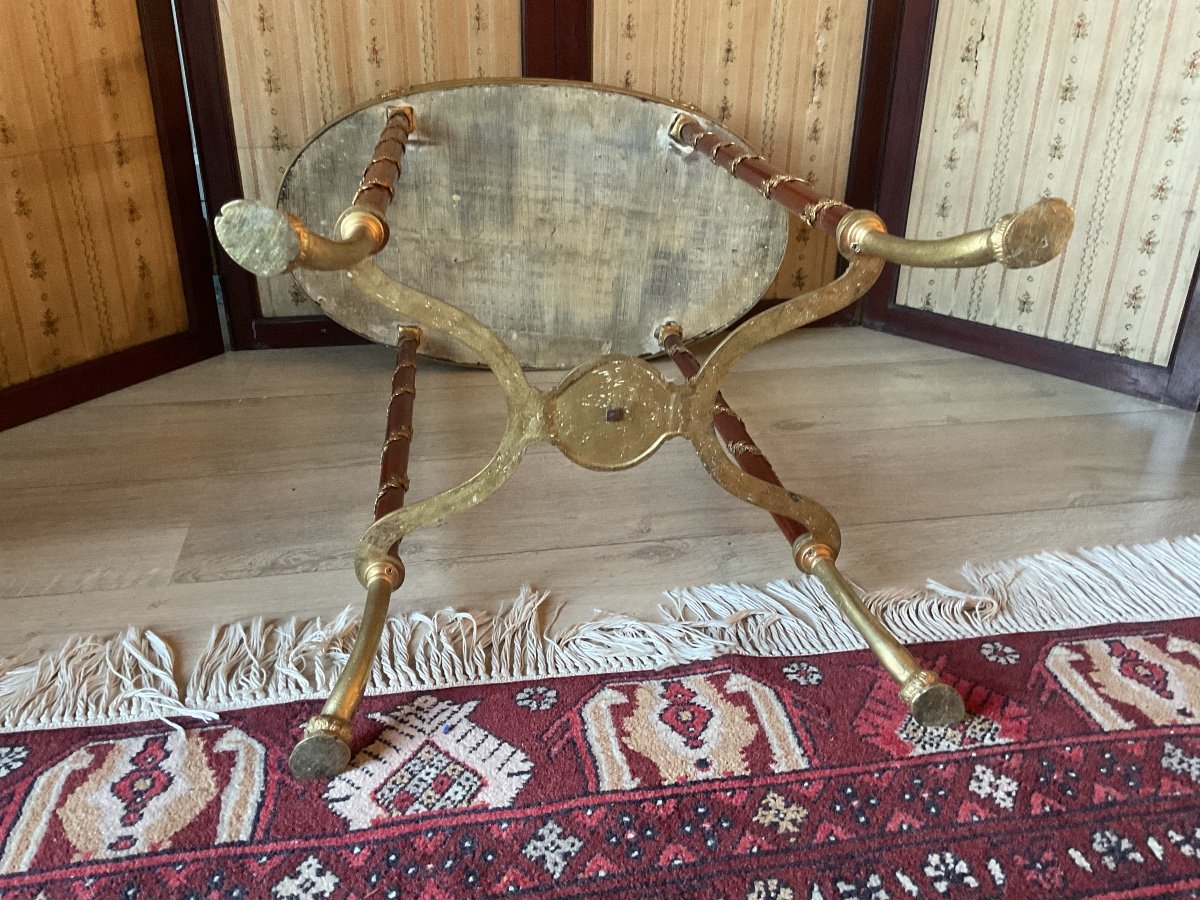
<box><xmin>375</xmin><ymin>328</ymin><xmax>421</xmax><ymax>554</ymax></box>
<box><xmin>673</xmin><ymin>117</ymin><xmax>851</xmax><ymax>237</ymax></box>
<box><xmin>662</xmin><ymin>332</ymin><xmax>808</xmax><ymax>546</ymax></box>
<box><xmin>353</xmin><ymin>106</ymin><xmax>414</xmax><ymax>219</ymax></box>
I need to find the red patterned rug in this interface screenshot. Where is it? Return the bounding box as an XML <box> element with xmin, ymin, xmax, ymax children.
<box><xmin>2</xmin><ymin>617</ymin><xmax>1200</xmax><ymax>897</ymax></box>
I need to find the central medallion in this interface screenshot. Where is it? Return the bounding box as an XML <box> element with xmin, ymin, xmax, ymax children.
<box><xmin>547</xmin><ymin>355</ymin><xmax>683</xmax><ymax>471</ymax></box>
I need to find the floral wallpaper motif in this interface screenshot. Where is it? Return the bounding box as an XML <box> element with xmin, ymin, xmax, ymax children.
<box><xmin>594</xmin><ymin>0</ymin><xmax>869</xmax><ymax>300</ymax></box>
<box><xmin>217</xmin><ymin>1</ymin><xmax>523</xmax><ymax>317</ymax></box>
<box><xmin>898</xmin><ymin>0</ymin><xmax>1200</xmax><ymax>366</ymax></box>
<box><xmin>0</xmin><ymin>0</ymin><xmax>188</xmax><ymax>388</ymax></box>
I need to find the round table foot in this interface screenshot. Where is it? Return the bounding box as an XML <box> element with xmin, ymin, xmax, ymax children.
<box><xmin>290</xmin><ymin>713</ymin><xmax>354</xmax><ymax>779</ymax></box>
<box><xmin>908</xmin><ymin>680</ymin><xmax>967</xmax><ymax>728</ymax></box>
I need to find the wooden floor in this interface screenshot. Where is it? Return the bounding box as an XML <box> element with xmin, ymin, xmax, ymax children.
<box><xmin>1</xmin><ymin>327</ymin><xmax>1197</xmax><ymax>678</ymax></box>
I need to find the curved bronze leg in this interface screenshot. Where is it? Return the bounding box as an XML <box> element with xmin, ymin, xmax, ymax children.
<box><xmin>661</xmin><ymin>326</ymin><xmax>964</xmax><ymax>728</ymax></box>
<box><xmin>214</xmin><ymin>105</ymin><xmax>412</xmax><ymax>278</ymax></box>
<box><xmin>793</xmin><ymin>540</ymin><xmax>964</xmax><ymax>727</ymax></box>
<box><xmin>289</xmin><ymin>326</ymin><xmax>421</xmax><ymax>779</ymax></box>
<box><xmin>289</xmin><ymin>560</ymin><xmax>402</xmax><ymax>778</ymax></box>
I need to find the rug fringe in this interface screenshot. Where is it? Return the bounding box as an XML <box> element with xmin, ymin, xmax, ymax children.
<box><xmin>184</xmin><ymin>533</ymin><xmax>1200</xmax><ymax>713</ymax></box>
<box><xmin>4</xmin><ymin>534</ymin><xmax>1199</xmax><ymax>728</ymax></box>
<box><xmin>668</xmin><ymin>534</ymin><xmax>1200</xmax><ymax>653</ymax></box>
<box><xmin>185</xmin><ymin>587</ymin><xmax>735</xmax><ymax>711</ymax></box>
<box><xmin>0</xmin><ymin>628</ymin><xmax>217</xmax><ymax>732</ymax></box>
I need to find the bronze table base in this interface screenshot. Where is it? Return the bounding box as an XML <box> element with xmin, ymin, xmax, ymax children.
<box><xmin>214</xmin><ymin>79</ymin><xmax>1073</xmax><ymax>779</ymax></box>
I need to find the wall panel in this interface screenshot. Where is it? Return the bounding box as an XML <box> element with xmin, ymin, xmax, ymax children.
<box><xmin>0</xmin><ymin>0</ymin><xmax>190</xmax><ymax>389</ymax></box>
<box><xmin>593</xmin><ymin>0</ymin><xmax>869</xmax><ymax>299</ymax></box>
<box><xmin>216</xmin><ymin>0</ymin><xmax>523</xmax><ymax>317</ymax></box>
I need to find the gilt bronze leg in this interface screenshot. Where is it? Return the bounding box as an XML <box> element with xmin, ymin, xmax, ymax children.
<box><xmin>792</xmin><ymin>540</ymin><xmax>964</xmax><ymax>725</ymax></box>
<box><xmin>659</xmin><ymin>324</ymin><xmax>965</xmax><ymax>728</ymax></box>
<box><xmin>289</xmin><ymin>325</ymin><xmax>422</xmax><ymax>779</ymax></box>
<box><xmin>669</xmin><ymin>112</ymin><xmax>1072</xmax><ymax>270</ymax></box>
<box><xmin>214</xmin><ymin>104</ymin><xmax>413</xmax><ymax>277</ymax></box>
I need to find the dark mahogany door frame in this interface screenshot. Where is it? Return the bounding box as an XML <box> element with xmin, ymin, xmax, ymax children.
<box><xmin>174</xmin><ymin>0</ymin><xmax>260</xmax><ymax>352</ymax></box>
<box><xmin>0</xmin><ymin>0</ymin><xmax>225</xmax><ymax>431</ymax></box>
<box><xmin>858</xmin><ymin>0</ymin><xmax>1200</xmax><ymax>411</ymax></box>
<box><xmin>522</xmin><ymin>0</ymin><xmax>593</xmax><ymax>81</ymax></box>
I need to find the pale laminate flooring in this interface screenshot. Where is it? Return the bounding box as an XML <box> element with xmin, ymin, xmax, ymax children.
<box><xmin>1</xmin><ymin>328</ymin><xmax>1197</xmax><ymax>679</ymax></box>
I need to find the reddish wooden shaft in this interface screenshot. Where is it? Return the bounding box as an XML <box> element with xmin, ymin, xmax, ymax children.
<box><xmin>662</xmin><ymin>332</ymin><xmax>808</xmax><ymax>546</ymax></box>
<box><xmin>674</xmin><ymin>117</ymin><xmax>851</xmax><ymax>237</ymax></box>
<box><xmin>375</xmin><ymin>330</ymin><xmax>420</xmax><ymax>556</ymax></box>
<box><xmin>353</xmin><ymin>106</ymin><xmax>413</xmax><ymax>218</ymax></box>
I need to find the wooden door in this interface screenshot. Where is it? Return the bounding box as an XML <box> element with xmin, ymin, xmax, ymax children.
<box><xmin>861</xmin><ymin>0</ymin><xmax>1200</xmax><ymax>410</ymax></box>
<box><xmin>0</xmin><ymin>0</ymin><xmax>223</xmax><ymax>431</ymax></box>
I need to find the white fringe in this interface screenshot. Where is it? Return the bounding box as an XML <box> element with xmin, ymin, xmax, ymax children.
<box><xmin>185</xmin><ymin>587</ymin><xmax>735</xmax><ymax>712</ymax></box>
<box><xmin>665</xmin><ymin>535</ymin><xmax>1200</xmax><ymax>653</ymax></box>
<box><xmin>0</xmin><ymin>628</ymin><xmax>217</xmax><ymax>733</ymax></box>
<box><xmin>3</xmin><ymin>534</ymin><xmax>1199</xmax><ymax>729</ymax></box>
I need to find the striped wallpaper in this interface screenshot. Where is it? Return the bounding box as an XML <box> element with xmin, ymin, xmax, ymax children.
<box><xmin>593</xmin><ymin>0</ymin><xmax>869</xmax><ymax>300</ymax></box>
<box><xmin>897</xmin><ymin>0</ymin><xmax>1200</xmax><ymax>366</ymax></box>
<box><xmin>0</xmin><ymin>0</ymin><xmax>189</xmax><ymax>389</ymax></box>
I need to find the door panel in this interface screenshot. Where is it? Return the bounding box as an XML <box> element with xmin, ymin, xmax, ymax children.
<box><xmin>0</xmin><ymin>0</ymin><xmax>222</xmax><ymax>430</ymax></box>
<box><xmin>213</xmin><ymin>0</ymin><xmax>523</xmax><ymax>321</ymax></box>
<box><xmin>897</xmin><ymin>1</ymin><xmax>1199</xmax><ymax>366</ymax></box>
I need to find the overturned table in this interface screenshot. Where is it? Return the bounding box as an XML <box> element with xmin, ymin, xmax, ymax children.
<box><xmin>215</xmin><ymin>79</ymin><xmax>1073</xmax><ymax>779</ymax></box>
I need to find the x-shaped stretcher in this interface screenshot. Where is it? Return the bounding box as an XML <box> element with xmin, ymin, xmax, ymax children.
<box><xmin>215</xmin><ymin>80</ymin><xmax>1073</xmax><ymax>779</ymax></box>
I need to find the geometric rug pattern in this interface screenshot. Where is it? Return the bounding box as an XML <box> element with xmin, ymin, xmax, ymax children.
<box><xmin>3</xmin><ymin>619</ymin><xmax>1200</xmax><ymax>896</ymax></box>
